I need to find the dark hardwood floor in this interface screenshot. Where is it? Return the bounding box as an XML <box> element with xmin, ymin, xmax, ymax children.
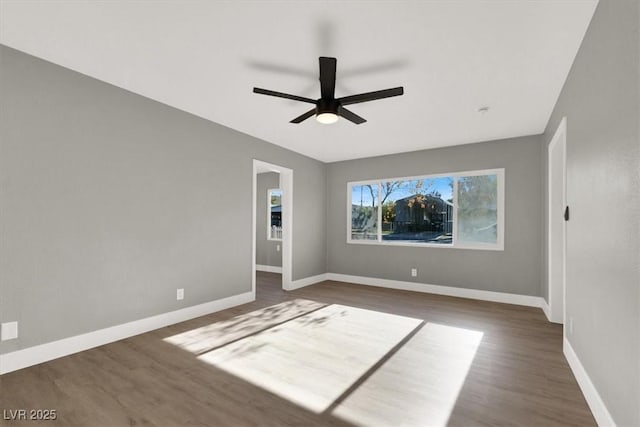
<box><xmin>0</xmin><ymin>272</ymin><xmax>595</xmax><ymax>426</ymax></box>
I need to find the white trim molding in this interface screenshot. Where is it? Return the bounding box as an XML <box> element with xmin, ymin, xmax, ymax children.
<box><xmin>326</xmin><ymin>273</ymin><xmax>547</xmax><ymax>309</ymax></box>
<box><xmin>280</xmin><ymin>271</ymin><xmax>547</xmax><ymax>310</ymax></box>
<box><xmin>548</xmin><ymin>116</ymin><xmax>568</xmax><ymax>325</ymax></box>
<box><xmin>564</xmin><ymin>338</ymin><xmax>616</xmax><ymax>426</ymax></box>
<box><xmin>285</xmin><ymin>273</ymin><xmax>328</xmax><ymax>291</ymax></box>
<box><xmin>256</xmin><ymin>264</ymin><xmax>283</xmax><ymax>274</ymax></box>
<box><xmin>540</xmin><ymin>298</ymin><xmax>552</xmax><ymax>321</ymax></box>
<box><xmin>252</xmin><ymin>160</ymin><xmax>293</xmax><ymax>291</ymax></box>
<box><xmin>0</xmin><ymin>291</ymin><xmax>254</xmax><ymax>375</ymax></box>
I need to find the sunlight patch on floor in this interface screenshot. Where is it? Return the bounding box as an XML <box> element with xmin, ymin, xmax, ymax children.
<box><xmin>163</xmin><ymin>299</ymin><xmax>326</xmax><ymax>354</ymax></box>
<box><xmin>198</xmin><ymin>304</ymin><xmax>422</xmax><ymax>413</ymax></box>
<box><xmin>332</xmin><ymin>322</ymin><xmax>483</xmax><ymax>427</ymax></box>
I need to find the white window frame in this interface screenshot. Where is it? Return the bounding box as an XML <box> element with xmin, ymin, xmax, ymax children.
<box><xmin>346</xmin><ymin>168</ymin><xmax>504</xmax><ymax>250</ymax></box>
<box><xmin>267</xmin><ymin>188</ymin><xmax>282</xmax><ymax>241</ymax></box>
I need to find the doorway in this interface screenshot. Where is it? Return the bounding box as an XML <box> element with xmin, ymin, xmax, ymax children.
<box><xmin>252</xmin><ymin>160</ymin><xmax>293</xmax><ymax>296</ymax></box>
<box><xmin>548</xmin><ymin>117</ymin><xmax>567</xmax><ymax>324</ymax></box>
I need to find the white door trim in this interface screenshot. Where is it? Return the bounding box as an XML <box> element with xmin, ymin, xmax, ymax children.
<box><xmin>252</xmin><ymin>160</ymin><xmax>293</xmax><ymax>292</ymax></box>
<box><xmin>547</xmin><ymin>117</ymin><xmax>567</xmax><ymax>325</ymax></box>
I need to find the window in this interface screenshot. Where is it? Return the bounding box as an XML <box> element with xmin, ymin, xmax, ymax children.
<box><xmin>267</xmin><ymin>189</ymin><xmax>282</xmax><ymax>240</ymax></box>
<box><xmin>350</xmin><ymin>184</ymin><xmax>378</xmax><ymax>241</ymax></box>
<box><xmin>347</xmin><ymin>169</ymin><xmax>504</xmax><ymax>250</ymax></box>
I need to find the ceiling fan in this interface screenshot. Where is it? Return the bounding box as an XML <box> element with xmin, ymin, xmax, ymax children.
<box><xmin>253</xmin><ymin>57</ymin><xmax>404</xmax><ymax>125</ymax></box>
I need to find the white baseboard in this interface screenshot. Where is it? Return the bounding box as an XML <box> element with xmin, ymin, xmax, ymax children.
<box><xmin>0</xmin><ymin>273</ymin><xmax>552</xmax><ymax>375</ymax></box>
<box><xmin>0</xmin><ymin>291</ymin><xmax>254</xmax><ymax>375</ymax></box>
<box><xmin>286</xmin><ymin>273</ymin><xmax>328</xmax><ymax>291</ymax></box>
<box><xmin>541</xmin><ymin>299</ymin><xmax>552</xmax><ymax>321</ymax></box>
<box><xmin>326</xmin><ymin>273</ymin><xmax>547</xmax><ymax>309</ymax></box>
<box><xmin>256</xmin><ymin>264</ymin><xmax>283</xmax><ymax>274</ymax></box>
<box><xmin>563</xmin><ymin>338</ymin><xmax>616</xmax><ymax>426</ymax></box>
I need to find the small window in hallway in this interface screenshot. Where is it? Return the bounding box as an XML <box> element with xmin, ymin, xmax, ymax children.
<box><xmin>268</xmin><ymin>188</ymin><xmax>282</xmax><ymax>240</ymax></box>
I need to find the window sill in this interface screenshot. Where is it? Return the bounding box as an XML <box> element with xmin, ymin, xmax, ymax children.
<box><xmin>346</xmin><ymin>239</ymin><xmax>504</xmax><ymax>251</ymax></box>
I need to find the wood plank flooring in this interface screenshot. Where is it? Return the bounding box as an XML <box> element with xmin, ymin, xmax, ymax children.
<box><xmin>0</xmin><ymin>273</ymin><xmax>595</xmax><ymax>426</ymax></box>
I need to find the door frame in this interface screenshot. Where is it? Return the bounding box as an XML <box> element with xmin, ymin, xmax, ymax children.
<box><xmin>547</xmin><ymin>117</ymin><xmax>567</xmax><ymax>325</ymax></box>
<box><xmin>252</xmin><ymin>160</ymin><xmax>293</xmax><ymax>295</ymax></box>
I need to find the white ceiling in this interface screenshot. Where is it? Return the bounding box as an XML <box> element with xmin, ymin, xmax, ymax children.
<box><xmin>0</xmin><ymin>1</ymin><xmax>597</xmax><ymax>163</ymax></box>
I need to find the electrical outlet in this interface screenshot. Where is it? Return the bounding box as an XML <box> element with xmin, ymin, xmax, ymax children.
<box><xmin>276</xmin><ymin>244</ymin><xmax>281</xmax><ymax>252</ymax></box>
<box><xmin>411</xmin><ymin>268</ymin><xmax>418</xmax><ymax>277</ymax></box>
<box><xmin>568</xmin><ymin>316</ymin><xmax>574</xmax><ymax>335</ymax></box>
<box><xmin>1</xmin><ymin>321</ymin><xmax>18</xmax><ymax>341</ymax></box>
<box><xmin>177</xmin><ymin>288</ymin><xmax>184</xmax><ymax>301</ymax></box>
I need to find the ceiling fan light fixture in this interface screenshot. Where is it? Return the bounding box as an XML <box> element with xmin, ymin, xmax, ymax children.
<box><xmin>316</xmin><ymin>112</ymin><xmax>339</xmax><ymax>124</ymax></box>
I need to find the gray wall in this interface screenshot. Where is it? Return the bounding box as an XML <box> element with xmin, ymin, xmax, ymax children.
<box><xmin>256</xmin><ymin>172</ymin><xmax>282</xmax><ymax>267</ymax></box>
<box><xmin>542</xmin><ymin>0</ymin><xmax>639</xmax><ymax>424</ymax></box>
<box><xmin>0</xmin><ymin>45</ymin><xmax>326</xmax><ymax>354</ymax></box>
<box><xmin>326</xmin><ymin>135</ymin><xmax>544</xmax><ymax>296</ymax></box>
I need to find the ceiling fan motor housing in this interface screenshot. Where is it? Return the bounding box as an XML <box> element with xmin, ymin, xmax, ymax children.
<box><xmin>317</xmin><ymin>98</ymin><xmax>340</xmax><ymax>115</ymax></box>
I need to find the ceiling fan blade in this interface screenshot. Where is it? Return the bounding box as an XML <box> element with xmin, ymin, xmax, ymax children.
<box><xmin>339</xmin><ymin>107</ymin><xmax>366</xmax><ymax>124</ymax></box>
<box><xmin>253</xmin><ymin>87</ymin><xmax>316</xmax><ymax>104</ymax></box>
<box><xmin>337</xmin><ymin>87</ymin><xmax>404</xmax><ymax>106</ymax></box>
<box><xmin>319</xmin><ymin>57</ymin><xmax>337</xmax><ymax>100</ymax></box>
<box><xmin>290</xmin><ymin>108</ymin><xmax>317</xmax><ymax>123</ymax></box>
